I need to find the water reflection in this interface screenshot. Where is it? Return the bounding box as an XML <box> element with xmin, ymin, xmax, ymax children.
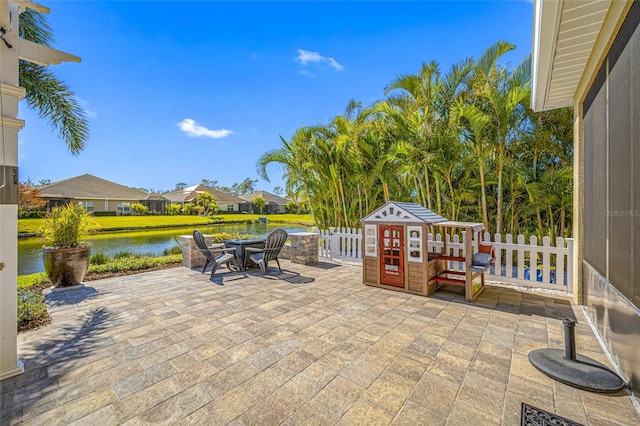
<box><xmin>18</xmin><ymin>223</ymin><xmax>308</xmax><ymax>275</ymax></box>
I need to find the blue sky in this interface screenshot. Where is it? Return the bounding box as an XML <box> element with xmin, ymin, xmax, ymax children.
<box><xmin>19</xmin><ymin>1</ymin><xmax>533</xmax><ymax>194</ymax></box>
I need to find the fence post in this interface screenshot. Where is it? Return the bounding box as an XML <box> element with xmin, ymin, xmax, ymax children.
<box><xmin>566</xmin><ymin>238</ymin><xmax>574</xmax><ymax>294</ymax></box>
<box><xmin>329</xmin><ymin>227</ymin><xmax>336</xmax><ymax>261</ymax></box>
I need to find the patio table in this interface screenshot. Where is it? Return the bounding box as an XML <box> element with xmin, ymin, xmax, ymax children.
<box><xmin>223</xmin><ymin>238</ymin><xmax>266</xmax><ymax>271</ymax></box>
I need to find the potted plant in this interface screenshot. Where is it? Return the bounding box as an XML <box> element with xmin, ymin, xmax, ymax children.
<box><xmin>40</xmin><ymin>203</ymin><xmax>94</xmax><ymax>288</ymax></box>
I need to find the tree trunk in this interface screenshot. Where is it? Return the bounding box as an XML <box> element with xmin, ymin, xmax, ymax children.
<box><xmin>536</xmin><ymin>207</ymin><xmax>543</xmax><ymax>240</ymax></box>
<box><xmin>447</xmin><ymin>177</ymin><xmax>456</xmax><ymax>221</ymax></box>
<box><xmin>423</xmin><ymin>165</ymin><xmax>433</xmax><ymax>210</ymax></box>
<box><xmin>435</xmin><ymin>179</ymin><xmax>443</xmax><ymax>216</ymax></box>
<box><xmin>479</xmin><ymin>163</ymin><xmax>488</xmax><ymax>229</ymax></box>
<box><xmin>382</xmin><ymin>181</ymin><xmax>390</xmax><ymax>202</ymax></box>
<box><xmin>416</xmin><ymin>175</ymin><xmax>426</xmax><ymax>208</ymax></box>
<box><xmin>496</xmin><ymin>155</ymin><xmax>504</xmax><ymax>235</ymax></box>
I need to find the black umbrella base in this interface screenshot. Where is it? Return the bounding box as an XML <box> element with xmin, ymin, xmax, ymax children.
<box><xmin>529</xmin><ymin>348</ymin><xmax>625</xmax><ymax>393</ymax></box>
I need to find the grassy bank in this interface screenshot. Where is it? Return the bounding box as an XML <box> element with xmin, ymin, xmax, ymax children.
<box><xmin>19</xmin><ymin>213</ymin><xmax>314</xmax><ymax>235</ymax></box>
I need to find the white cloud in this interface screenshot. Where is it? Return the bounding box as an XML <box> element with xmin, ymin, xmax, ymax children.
<box><xmin>76</xmin><ymin>96</ymin><xmax>98</xmax><ymax>119</ymax></box>
<box><xmin>295</xmin><ymin>49</ymin><xmax>344</xmax><ymax>72</ymax></box>
<box><xmin>298</xmin><ymin>69</ymin><xmax>315</xmax><ymax>78</ymax></box>
<box><xmin>177</xmin><ymin>119</ymin><xmax>232</xmax><ymax>139</ymax></box>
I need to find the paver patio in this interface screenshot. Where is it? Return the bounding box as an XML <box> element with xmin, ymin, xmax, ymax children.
<box><xmin>1</xmin><ymin>260</ymin><xmax>638</xmax><ymax>425</ymax></box>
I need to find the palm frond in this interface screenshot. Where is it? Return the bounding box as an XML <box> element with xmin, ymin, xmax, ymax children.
<box><xmin>19</xmin><ymin>62</ymin><xmax>89</xmax><ymax>155</ymax></box>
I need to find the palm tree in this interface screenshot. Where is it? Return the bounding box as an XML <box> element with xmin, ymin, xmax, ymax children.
<box><xmin>19</xmin><ymin>9</ymin><xmax>89</xmax><ymax>155</ymax></box>
<box><xmin>452</xmin><ymin>102</ymin><xmax>491</xmax><ymax>227</ymax></box>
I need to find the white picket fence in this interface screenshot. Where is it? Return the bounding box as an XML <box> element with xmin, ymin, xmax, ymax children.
<box><xmin>317</xmin><ymin>227</ymin><xmax>574</xmax><ymax>293</ymax></box>
<box><xmin>319</xmin><ymin>227</ymin><xmax>363</xmax><ymax>261</ymax></box>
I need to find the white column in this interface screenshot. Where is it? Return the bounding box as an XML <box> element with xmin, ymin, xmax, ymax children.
<box><xmin>573</xmin><ymin>102</ymin><xmax>584</xmax><ymax>305</ymax></box>
<box><xmin>0</xmin><ymin>0</ymin><xmax>24</xmax><ymax>380</ymax></box>
<box><xmin>1</xmin><ymin>0</ymin><xmax>79</xmax><ymax>380</ymax></box>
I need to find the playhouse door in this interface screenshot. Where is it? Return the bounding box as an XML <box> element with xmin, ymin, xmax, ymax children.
<box><xmin>379</xmin><ymin>225</ymin><xmax>404</xmax><ymax>287</ymax></box>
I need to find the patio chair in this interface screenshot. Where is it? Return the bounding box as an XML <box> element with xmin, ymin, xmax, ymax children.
<box><xmin>245</xmin><ymin>228</ymin><xmax>288</xmax><ymax>274</ymax></box>
<box><xmin>193</xmin><ymin>230</ymin><xmax>238</xmax><ymax>275</ymax></box>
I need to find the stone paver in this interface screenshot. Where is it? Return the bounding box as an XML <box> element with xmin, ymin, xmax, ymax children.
<box><xmin>1</xmin><ymin>260</ymin><xmax>639</xmax><ymax>425</ymax></box>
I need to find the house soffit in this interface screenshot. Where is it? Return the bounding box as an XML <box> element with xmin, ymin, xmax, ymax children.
<box><xmin>532</xmin><ymin>0</ymin><xmax>613</xmax><ymax>111</ymax></box>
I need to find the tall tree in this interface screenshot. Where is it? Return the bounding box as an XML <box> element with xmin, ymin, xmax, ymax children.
<box><xmin>201</xmin><ymin>178</ymin><xmax>218</xmax><ymax>189</ymax></box>
<box><xmin>18</xmin><ymin>182</ymin><xmax>46</xmax><ymax>215</ymax></box>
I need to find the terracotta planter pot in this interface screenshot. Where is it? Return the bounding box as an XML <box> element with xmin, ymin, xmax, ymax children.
<box><xmin>43</xmin><ymin>246</ymin><xmax>90</xmax><ymax>288</ymax></box>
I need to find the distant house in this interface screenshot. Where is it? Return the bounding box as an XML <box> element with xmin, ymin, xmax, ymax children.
<box><xmin>163</xmin><ymin>184</ymin><xmax>251</xmax><ymax>213</ymax></box>
<box><xmin>141</xmin><ymin>193</ymin><xmax>170</xmax><ymax>214</ymax></box>
<box><xmin>240</xmin><ymin>190</ymin><xmax>289</xmax><ymax>214</ymax></box>
<box><xmin>38</xmin><ymin>174</ymin><xmax>163</xmax><ymax>215</ymax></box>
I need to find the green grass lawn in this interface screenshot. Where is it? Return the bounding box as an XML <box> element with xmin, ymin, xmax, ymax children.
<box><xmin>19</xmin><ymin>213</ymin><xmax>314</xmax><ymax>235</ymax></box>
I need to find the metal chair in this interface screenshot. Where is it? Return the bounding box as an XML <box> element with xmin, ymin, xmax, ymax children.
<box><xmin>245</xmin><ymin>229</ymin><xmax>288</xmax><ymax>274</ymax></box>
<box><xmin>193</xmin><ymin>230</ymin><xmax>238</xmax><ymax>275</ymax></box>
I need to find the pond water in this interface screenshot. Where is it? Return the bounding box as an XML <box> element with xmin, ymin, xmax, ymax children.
<box><xmin>18</xmin><ymin>223</ymin><xmax>309</xmax><ymax>275</ymax></box>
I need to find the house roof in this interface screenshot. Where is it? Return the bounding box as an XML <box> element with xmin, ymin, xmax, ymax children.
<box><xmin>531</xmin><ymin>0</ymin><xmax>632</xmax><ymax>111</ymax></box>
<box><xmin>164</xmin><ymin>185</ymin><xmax>248</xmax><ymax>204</ymax></box>
<box><xmin>142</xmin><ymin>192</ymin><xmax>169</xmax><ymax>201</ymax></box>
<box><xmin>361</xmin><ymin>201</ymin><xmax>448</xmax><ymax>224</ymax></box>
<box><xmin>240</xmin><ymin>191</ymin><xmax>289</xmax><ymax>205</ymax></box>
<box><xmin>39</xmin><ymin>174</ymin><xmax>147</xmax><ymax>200</ymax></box>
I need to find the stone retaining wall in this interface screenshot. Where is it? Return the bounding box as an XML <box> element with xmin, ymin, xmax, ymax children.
<box><xmin>289</xmin><ymin>232</ymin><xmax>319</xmax><ymax>265</ymax></box>
<box><xmin>179</xmin><ymin>235</ymin><xmax>224</xmax><ymax>269</ymax></box>
<box><xmin>180</xmin><ymin>232</ymin><xmax>319</xmax><ymax>269</ymax></box>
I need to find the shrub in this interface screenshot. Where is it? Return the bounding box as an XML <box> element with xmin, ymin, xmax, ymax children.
<box><xmin>162</xmin><ymin>245</ymin><xmax>182</xmax><ymax>255</ymax></box>
<box><xmin>17</xmin><ymin>273</ymin><xmax>49</xmax><ymax>288</ymax></box>
<box><xmin>286</xmin><ymin>200</ymin><xmax>299</xmax><ymax>214</ymax></box>
<box><xmin>209</xmin><ymin>232</ymin><xmax>253</xmax><ymax>243</ymax></box>
<box><xmin>114</xmin><ymin>250</ymin><xmax>135</xmax><ymax>259</ymax></box>
<box><xmin>19</xmin><ymin>210</ymin><xmax>46</xmax><ymax>219</ymax></box>
<box><xmin>40</xmin><ymin>203</ymin><xmax>95</xmax><ymax>247</ymax></box>
<box><xmin>253</xmin><ymin>196</ymin><xmax>267</xmax><ymax>214</ymax></box>
<box><xmin>87</xmin><ymin>254</ymin><xmax>181</xmax><ymax>274</ymax></box>
<box><xmin>17</xmin><ymin>289</ymin><xmax>47</xmax><ymax>324</ymax></box>
<box><xmin>167</xmin><ymin>204</ymin><xmax>182</xmax><ymax>215</ymax></box>
<box><xmin>181</xmin><ymin>204</ymin><xmax>194</xmax><ymax>215</ymax></box>
<box><xmin>131</xmin><ymin>203</ymin><xmax>149</xmax><ymax>215</ymax></box>
<box><xmin>90</xmin><ymin>252</ymin><xmax>111</xmax><ymax>265</ymax></box>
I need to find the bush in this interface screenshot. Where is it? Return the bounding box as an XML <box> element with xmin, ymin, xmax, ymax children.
<box><xmin>93</xmin><ymin>211</ymin><xmax>117</xmax><ymax>216</ymax></box>
<box><xmin>87</xmin><ymin>254</ymin><xmax>181</xmax><ymax>274</ymax></box>
<box><xmin>17</xmin><ymin>289</ymin><xmax>47</xmax><ymax>324</ymax></box>
<box><xmin>162</xmin><ymin>245</ymin><xmax>182</xmax><ymax>255</ymax></box>
<box><xmin>167</xmin><ymin>204</ymin><xmax>182</xmax><ymax>215</ymax></box>
<box><xmin>40</xmin><ymin>203</ymin><xmax>95</xmax><ymax>247</ymax></box>
<box><xmin>209</xmin><ymin>232</ymin><xmax>253</xmax><ymax>243</ymax></box>
<box><xmin>131</xmin><ymin>203</ymin><xmax>149</xmax><ymax>215</ymax></box>
<box><xmin>90</xmin><ymin>252</ymin><xmax>110</xmax><ymax>265</ymax></box>
<box><xmin>17</xmin><ymin>273</ymin><xmax>49</xmax><ymax>288</ymax></box>
<box><xmin>19</xmin><ymin>210</ymin><xmax>46</xmax><ymax>219</ymax></box>
<box><xmin>111</xmin><ymin>251</ymin><xmax>155</xmax><ymax>259</ymax></box>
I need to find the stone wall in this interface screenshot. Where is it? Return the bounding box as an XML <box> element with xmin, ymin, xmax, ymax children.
<box><xmin>279</xmin><ymin>243</ymin><xmax>291</xmax><ymax>260</ymax></box>
<box><xmin>180</xmin><ymin>232</ymin><xmax>319</xmax><ymax>269</ymax></box>
<box><xmin>289</xmin><ymin>232</ymin><xmax>319</xmax><ymax>265</ymax></box>
<box><xmin>178</xmin><ymin>235</ymin><xmax>224</xmax><ymax>269</ymax></box>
